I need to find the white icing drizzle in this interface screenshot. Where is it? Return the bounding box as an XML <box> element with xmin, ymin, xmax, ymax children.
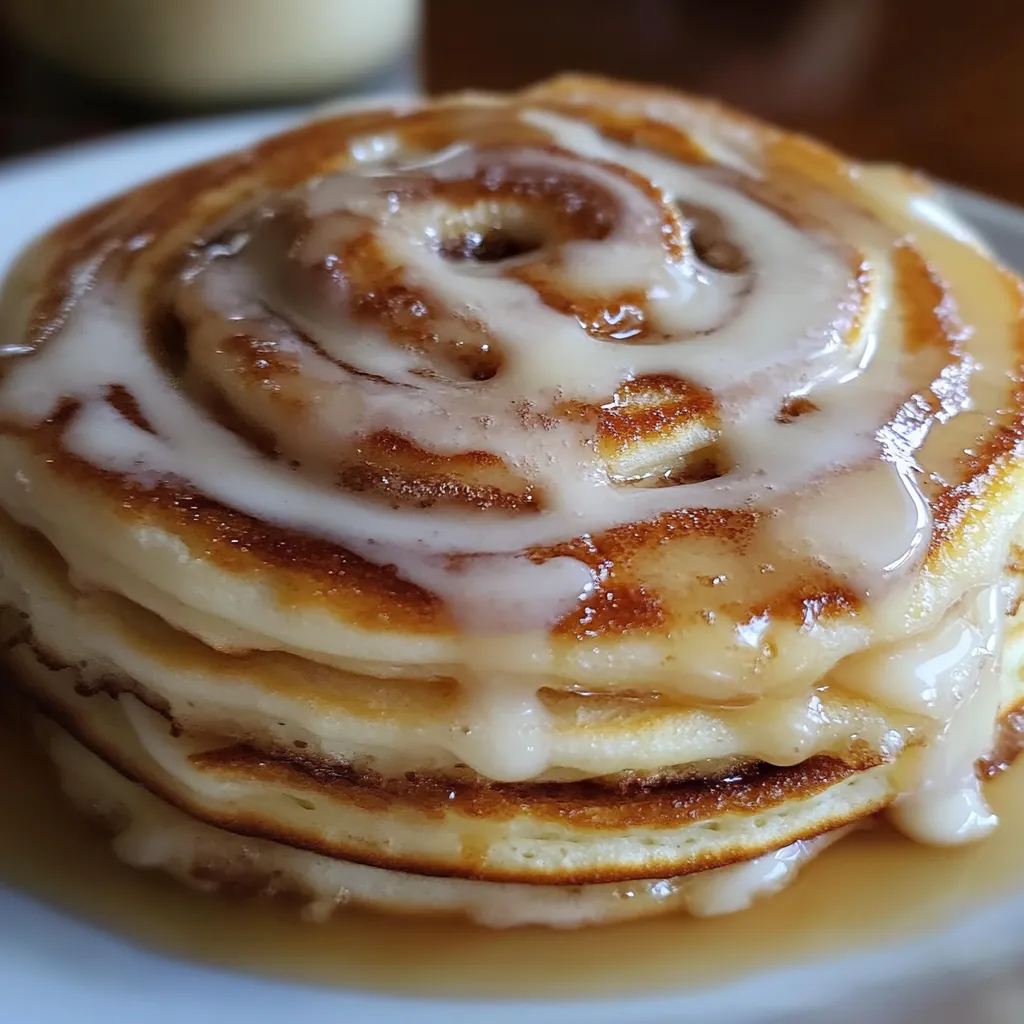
<box><xmin>677</xmin><ymin>826</ymin><xmax>853</xmax><ymax>918</ymax></box>
<box><xmin>448</xmin><ymin>671</ymin><xmax>553</xmax><ymax>783</ymax></box>
<box><xmin>0</xmin><ymin>122</ymin><xmax>925</xmax><ymax>582</ymax></box>
<box><xmin>824</xmin><ymin>582</ymin><xmax>1007</xmax><ymax>845</ymax></box>
<box><xmin>0</xmin><ymin>92</ymin><xmax>1013</xmax><ymax>820</ymax></box>
<box><xmin>883</xmin><ymin>585</ymin><xmax>1006</xmax><ymax>844</ymax></box>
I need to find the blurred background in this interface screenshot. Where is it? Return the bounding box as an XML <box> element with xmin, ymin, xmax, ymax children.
<box><xmin>1</xmin><ymin>0</ymin><xmax>1022</xmax><ymax>204</ymax></box>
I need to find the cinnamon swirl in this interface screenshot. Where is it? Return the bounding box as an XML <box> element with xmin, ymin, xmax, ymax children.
<box><xmin>2</xmin><ymin>74</ymin><xmax>1024</xmax><ymax>926</ymax></box>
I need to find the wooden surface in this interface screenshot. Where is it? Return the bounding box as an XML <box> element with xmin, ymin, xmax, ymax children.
<box><xmin>427</xmin><ymin>0</ymin><xmax>1024</xmax><ymax>205</ymax></box>
<box><xmin>2</xmin><ymin>0</ymin><xmax>1023</xmax><ymax>204</ymax></box>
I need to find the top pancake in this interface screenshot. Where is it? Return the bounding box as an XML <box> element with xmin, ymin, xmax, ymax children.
<box><xmin>0</xmin><ymin>74</ymin><xmax>1023</xmax><ymax>702</ymax></box>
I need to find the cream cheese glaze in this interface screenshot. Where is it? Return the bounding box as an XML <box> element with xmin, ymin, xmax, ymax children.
<box><xmin>2</xmin><ymin>74</ymin><xmax>1024</xmax><ymax>891</ymax></box>
<box><xmin>885</xmin><ymin>585</ymin><xmax>1006</xmax><ymax>843</ymax></box>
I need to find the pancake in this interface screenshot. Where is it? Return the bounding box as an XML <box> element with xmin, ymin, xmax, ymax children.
<box><xmin>2</xmin><ymin>74</ymin><xmax>1024</xmax><ymax>924</ymax></box>
<box><xmin>38</xmin><ymin>718</ymin><xmax>856</xmax><ymax>927</ymax></box>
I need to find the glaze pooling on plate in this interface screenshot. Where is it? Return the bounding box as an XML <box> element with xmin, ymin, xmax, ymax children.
<box><xmin>2</xmin><ymin>75</ymin><xmax>1024</xmax><ymax>925</ymax></box>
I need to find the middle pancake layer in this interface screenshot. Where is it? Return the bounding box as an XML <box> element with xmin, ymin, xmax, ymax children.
<box><xmin>0</xmin><ymin>511</ymin><xmax>924</xmax><ymax>782</ymax></box>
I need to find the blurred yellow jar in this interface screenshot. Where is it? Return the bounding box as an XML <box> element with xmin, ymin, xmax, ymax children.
<box><xmin>6</xmin><ymin>0</ymin><xmax>420</xmax><ymax>103</ymax></box>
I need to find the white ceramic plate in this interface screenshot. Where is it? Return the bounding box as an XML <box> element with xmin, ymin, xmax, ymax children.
<box><xmin>2</xmin><ymin>113</ymin><xmax>1024</xmax><ymax>1024</ymax></box>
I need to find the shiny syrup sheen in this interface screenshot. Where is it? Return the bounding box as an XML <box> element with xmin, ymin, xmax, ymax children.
<box><xmin>3</xmin><ymin>693</ymin><xmax>1024</xmax><ymax>1001</ymax></box>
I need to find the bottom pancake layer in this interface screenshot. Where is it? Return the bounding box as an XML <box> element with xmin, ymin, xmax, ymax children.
<box><xmin>41</xmin><ymin>719</ymin><xmax>852</xmax><ymax>927</ymax></box>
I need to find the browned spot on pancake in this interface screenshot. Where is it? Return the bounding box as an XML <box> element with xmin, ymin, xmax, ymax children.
<box><xmin>884</xmin><ymin>245</ymin><xmax>970</xmax><ymax>454</ymax></box>
<box><xmin>1008</xmin><ymin>543</ymin><xmax>1024</xmax><ymax>576</ymax></box>
<box><xmin>514</xmin><ymin>269</ymin><xmax>652</xmax><ymax>342</ymax></box>
<box><xmin>530</xmin><ymin>99</ymin><xmax>710</xmax><ymax>167</ymax></box>
<box><xmin>212</xmin><ymin>332</ymin><xmax>305</xmax><ymax>390</ymax></box>
<box><xmin>600</xmin><ymin>506</ymin><xmax>762</xmax><ymax>556</ymax></box>
<box><xmin>768</xmin><ymin>132</ymin><xmax>860</xmax><ymax>203</ymax></box>
<box><xmin>840</xmin><ymin>256</ymin><xmax>874</xmax><ymax>350</ymax></box>
<box><xmin>105</xmin><ymin>385</ymin><xmax>154</xmax><ymax>433</ymax></box>
<box><xmin>595</xmin><ymin>372</ymin><xmax>728</xmax><ymax>486</ymax></box>
<box><xmin>776</xmin><ymin>396</ymin><xmax>819</xmax><ymax>424</ymax></box>
<box><xmin>773</xmin><ymin>574</ymin><xmax>861</xmax><ymax>628</ymax></box>
<box><xmin>979</xmin><ymin>706</ymin><xmax>1024</xmax><ymax>778</ymax></box>
<box><xmin>189</xmin><ymin>742</ymin><xmax>875</xmax><ymax>828</ymax></box>
<box><xmin>544</xmin><ymin>508</ymin><xmax>761</xmax><ymax>637</ymax></box>
<box><xmin>597</xmin><ymin>374</ymin><xmax>719</xmax><ymax>452</ymax></box>
<box><xmin>728</xmin><ymin>571</ymin><xmax>861</xmax><ymax>632</ymax></box>
<box><xmin>566</xmin><ymin>578</ymin><xmax>666</xmax><ymax>639</ymax></box>
<box><xmin>894</xmin><ymin>242</ymin><xmax>969</xmax><ymax>356</ymax></box>
<box><xmin>338</xmin><ymin>429</ymin><xmax>540</xmax><ymax>513</ymax></box>
<box><xmin>1006</xmin><ymin>545</ymin><xmax>1024</xmax><ymax>617</ymax></box>
<box><xmin>429</xmin><ymin>150</ymin><xmax>620</xmax><ymax>243</ymax></box>
<box><xmin>177</xmin><ymin>317</ymin><xmax>318</xmax><ymax>453</ymax></box>
<box><xmin>358</xmin><ymin>431</ymin><xmax>511</xmax><ymax>473</ymax></box>
<box><xmin>332</xmin><ymin>232</ymin><xmax>502</xmax><ymax>382</ymax></box>
<box><xmin>391</xmin><ymin>106</ymin><xmax>554</xmax><ymax>158</ymax></box>
<box><xmin>35</xmin><ymin>431</ymin><xmax>446</xmax><ymax>631</ymax></box>
<box><xmin>511</xmin><ymin>272</ymin><xmax>676</xmax><ymax>346</ymax></box>
<box><xmin>246</xmin><ymin>114</ymin><xmax>381</xmax><ymax>181</ymax></box>
<box><xmin>182</xmin><ymin>331</ymin><xmax>308</xmax><ymax>456</ymax></box>
<box><xmin>927</xmin><ymin>272</ymin><xmax>1024</xmax><ymax>555</ymax></box>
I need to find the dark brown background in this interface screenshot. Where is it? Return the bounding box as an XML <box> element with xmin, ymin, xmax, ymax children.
<box><xmin>2</xmin><ymin>0</ymin><xmax>1023</xmax><ymax>204</ymax></box>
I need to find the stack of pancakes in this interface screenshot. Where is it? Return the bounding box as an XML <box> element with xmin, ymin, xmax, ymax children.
<box><xmin>1</xmin><ymin>75</ymin><xmax>1023</xmax><ymax>926</ymax></box>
